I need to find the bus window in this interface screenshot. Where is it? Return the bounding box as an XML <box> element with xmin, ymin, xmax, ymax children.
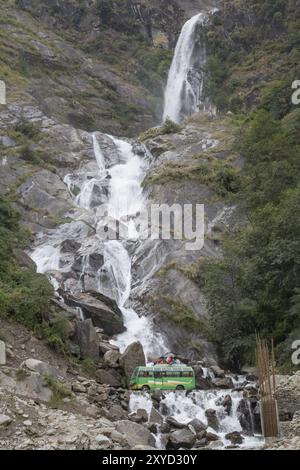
<box><xmin>182</xmin><ymin>371</ymin><xmax>193</xmax><ymax>377</ymax></box>
<box><xmin>154</xmin><ymin>371</ymin><xmax>162</xmax><ymax>378</ymax></box>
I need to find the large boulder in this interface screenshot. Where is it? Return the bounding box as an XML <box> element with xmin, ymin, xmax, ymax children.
<box><xmin>205</xmin><ymin>409</ymin><xmax>219</xmax><ymax>431</ymax></box>
<box><xmin>212</xmin><ymin>377</ymin><xmax>234</xmax><ymax>389</ymax></box>
<box><xmin>120</xmin><ymin>342</ymin><xmax>145</xmax><ymax>385</ymax></box>
<box><xmin>21</xmin><ymin>358</ymin><xmax>61</xmax><ymax>379</ymax></box>
<box><xmin>96</xmin><ymin>369</ymin><xmax>123</xmax><ymax>388</ymax></box>
<box><xmin>74</xmin><ymin>319</ymin><xmax>99</xmax><ymax>360</ymax></box>
<box><xmin>64</xmin><ymin>291</ymin><xmax>124</xmax><ymax>336</ymax></box>
<box><xmin>167</xmin><ymin>428</ymin><xmax>196</xmax><ymax>450</ymax></box>
<box><xmin>115</xmin><ymin>420</ymin><xmax>155</xmax><ymax>448</ymax></box>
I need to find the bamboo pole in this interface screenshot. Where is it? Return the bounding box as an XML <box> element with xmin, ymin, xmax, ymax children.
<box><xmin>256</xmin><ymin>335</ymin><xmax>279</xmax><ymax>438</ymax></box>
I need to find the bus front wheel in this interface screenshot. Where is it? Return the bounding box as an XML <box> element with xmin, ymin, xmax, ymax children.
<box><xmin>176</xmin><ymin>385</ymin><xmax>185</xmax><ymax>391</ymax></box>
<box><xmin>142</xmin><ymin>385</ymin><xmax>150</xmax><ymax>392</ymax></box>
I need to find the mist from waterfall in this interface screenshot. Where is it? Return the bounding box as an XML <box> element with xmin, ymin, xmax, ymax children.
<box><xmin>163</xmin><ymin>12</ymin><xmax>209</xmax><ymax>123</ymax></box>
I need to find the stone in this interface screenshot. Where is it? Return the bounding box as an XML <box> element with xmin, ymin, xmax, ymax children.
<box><xmin>108</xmin><ymin>404</ymin><xmax>127</xmax><ymax>421</ymax></box>
<box><xmin>74</xmin><ymin>319</ymin><xmax>99</xmax><ymax>360</ymax></box>
<box><xmin>0</xmin><ymin>415</ymin><xmax>12</xmax><ymax>426</ymax></box>
<box><xmin>216</xmin><ymin>394</ymin><xmax>232</xmax><ymax>415</ymax></box>
<box><xmin>120</xmin><ymin>342</ymin><xmax>145</xmax><ymax>385</ymax></box>
<box><xmin>96</xmin><ymin>369</ymin><xmax>123</xmax><ymax>388</ymax></box>
<box><xmin>115</xmin><ymin>420</ymin><xmax>155</xmax><ymax>448</ymax></box>
<box><xmin>209</xmin><ymin>440</ymin><xmax>224</xmax><ymax>449</ymax></box>
<box><xmin>211</xmin><ymin>377</ymin><xmax>234</xmax><ymax>389</ymax></box>
<box><xmin>159</xmin><ymin>422</ymin><xmax>171</xmax><ymax>434</ymax></box>
<box><xmin>237</xmin><ymin>398</ymin><xmax>254</xmax><ymax>435</ymax></box>
<box><xmin>188</xmin><ymin>418</ymin><xmax>207</xmax><ymax>433</ymax></box>
<box><xmin>225</xmin><ymin>431</ymin><xmax>244</xmax><ymax>445</ymax></box>
<box><xmin>103</xmin><ymin>349</ymin><xmax>121</xmax><ymax>367</ymax></box>
<box><xmin>149</xmin><ymin>407</ymin><xmax>163</xmax><ymax>425</ymax></box>
<box><xmin>205</xmin><ymin>409</ymin><xmax>219</xmax><ymax>431</ymax></box>
<box><xmin>167</xmin><ymin>428</ymin><xmax>196</xmax><ymax>450</ymax></box>
<box><xmin>21</xmin><ymin>359</ymin><xmax>60</xmax><ymax>379</ymax></box>
<box><xmin>166</xmin><ymin>416</ymin><xmax>186</xmax><ymax>429</ymax></box>
<box><xmin>0</xmin><ymin>340</ymin><xmax>6</xmax><ymax>365</ymax></box>
<box><xmin>72</xmin><ymin>382</ymin><xmax>86</xmax><ymax>393</ymax></box>
<box><xmin>136</xmin><ymin>409</ymin><xmax>148</xmax><ymax>422</ymax></box>
<box><xmin>0</xmin><ymin>136</ymin><xmax>16</xmax><ymax>147</ymax></box>
<box><xmin>94</xmin><ymin>434</ymin><xmax>111</xmax><ymax>449</ymax></box>
<box><xmin>65</xmin><ymin>291</ymin><xmax>124</xmax><ymax>336</ymax></box>
<box><xmin>206</xmin><ymin>432</ymin><xmax>219</xmax><ymax>442</ymax></box>
<box><xmin>211</xmin><ymin>365</ymin><xmax>226</xmax><ymax>378</ymax></box>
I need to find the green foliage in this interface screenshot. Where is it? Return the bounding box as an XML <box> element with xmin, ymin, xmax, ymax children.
<box><xmin>20</xmin><ymin>144</ymin><xmax>40</xmax><ymax>164</ymax></box>
<box><xmin>0</xmin><ymin>193</ymin><xmax>68</xmax><ymax>354</ymax></box>
<box><xmin>15</xmin><ymin>118</ymin><xmax>39</xmax><ymax>139</ymax></box>
<box><xmin>44</xmin><ymin>375</ymin><xmax>72</xmax><ymax>406</ymax></box>
<box><xmin>201</xmin><ymin>109</ymin><xmax>300</xmax><ymax>371</ymax></box>
<box><xmin>140</xmin><ymin>119</ymin><xmax>182</xmax><ymax>141</ymax></box>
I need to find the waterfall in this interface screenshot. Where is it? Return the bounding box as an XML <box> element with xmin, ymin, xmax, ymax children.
<box><xmin>163</xmin><ymin>12</ymin><xmax>208</xmax><ymax>123</ymax></box>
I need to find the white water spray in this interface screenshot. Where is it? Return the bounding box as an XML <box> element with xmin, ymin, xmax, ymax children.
<box><xmin>163</xmin><ymin>12</ymin><xmax>208</xmax><ymax>123</ymax></box>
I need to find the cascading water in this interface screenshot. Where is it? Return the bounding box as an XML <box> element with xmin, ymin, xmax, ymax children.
<box><xmin>28</xmin><ymin>10</ymin><xmax>263</xmax><ymax>450</ymax></box>
<box><xmin>163</xmin><ymin>12</ymin><xmax>209</xmax><ymax>123</ymax></box>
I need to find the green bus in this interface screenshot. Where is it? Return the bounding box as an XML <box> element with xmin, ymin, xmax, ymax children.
<box><xmin>130</xmin><ymin>365</ymin><xmax>196</xmax><ymax>391</ymax></box>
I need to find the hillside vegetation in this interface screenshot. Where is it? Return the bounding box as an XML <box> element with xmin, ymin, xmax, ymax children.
<box><xmin>200</xmin><ymin>0</ymin><xmax>300</xmax><ymax>370</ymax></box>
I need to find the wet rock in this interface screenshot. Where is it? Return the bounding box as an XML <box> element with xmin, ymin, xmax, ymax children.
<box><xmin>166</xmin><ymin>417</ymin><xmax>186</xmax><ymax>429</ymax></box>
<box><xmin>237</xmin><ymin>398</ymin><xmax>254</xmax><ymax>435</ymax></box>
<box><xmin>167</xmin><ymin>428</ymin><xmax>196</xmax><ymax>450</ymax></box>
<box><xmin>188</xmin><ymin>418</ymin><xmax>207</xmax><ymax>433</ymax></box>
<box><xmin>211</xmin><ymin>366</ymin><xmax>226</xmax><ymax>378</ymax></box>
<box><xmin>225</xmin><ymin>431</ymin><xmax>244</xmax><ymax>445</ymax></box>
<box><xmin>136</xmin><ymin>409</ymin><xmax>148</xmax><ymax>423</ymax></box>
<box><xmin>115</xmin><ymin>420</ymin><xmax>155</xmax><ymax>448</ymax></box>
<box><xmin>65</xmin><ymin>291</ymin><xmax>124</xmax><ymax>336</ymax></box>
<box><xmin>132</xmin><ymin>445</ymin><xmax>157</xmax><ymax>450</ymax></box>
<box><xmin>74</xmin><ymin>319</ymin><xmax>99</xmax><ymax>360</ymax></box>
<box><xmin>60</xmin><ymin>239</ymin><xmax>81</xmax><ymax>253</ymax></box>
<box><xmin>193</xmin><ymin>438</ymin><xmax>207</xmax><ymax>448</ymax></box>
<box><xmin>120</xmin><ymin>342</ymin><xmax>145</xmax><ymax>386</ymax></box>
<box><xmin>150</xmin><ymin>407</ymin><xmax>163</xmax><ymax>425</ymax></box>
<box><xmin>209</xmin><ymin>440</ymin><xmax>224</xmax><ymax>449</ymax></box>
<box><xmin>211</xmin><ymin>377</ymin><xmax>234</xmax><ymax>389</ymax></box>
<box><xmin>206</xmin><ymin>431</ymin><xmax>219</xmax><ymax>442</ymax></box>
<box><xmin>205</xmin><ymin>409</ymin><xmax>219</xmax><ymax>431</ymax></box>
<box><xmin>159</xmin><ymin>422</ymin><xmax>171</xmax><ymax>434</ymax></box>
<box><xmin>216</xmin><ymin>394</ymin><xmax>232</xmax><ymax>415</ymax></box>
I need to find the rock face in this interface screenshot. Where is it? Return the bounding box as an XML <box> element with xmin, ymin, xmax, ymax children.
<box><xmin>74</xmin><ymin>319</ymin><xmax>99</xmax><ymax>360</ymax></box>
<box><xmin>120</xmin><ymin>342</ymin><xmax>146</xmax><ymax>385</ymax></box>
<box><xmin>276</xmin><ymin>373</ymin><xmax>300</xmax><ymax>421</ymax></box>
<box><xmin>167</xmin><ymin>428</ymin><xmax>196</xmax><ymax>449</ymax></box>
<box><xmin>65</xmin><ymin>291</ymin><xmax>124</xmax><ymax>336</ymax></box>
<box><xmin>115</xmin><ymin>420</ymin><xmax>155</xmax><ymax>448</ymax></box>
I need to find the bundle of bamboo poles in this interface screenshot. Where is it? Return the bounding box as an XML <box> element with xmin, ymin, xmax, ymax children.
<box><xmin>255</xmin><ymin>335</ymin><xmax>279</xmax><ymax>438</ymax></box>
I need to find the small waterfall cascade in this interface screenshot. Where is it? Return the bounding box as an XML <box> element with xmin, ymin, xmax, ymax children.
<box><xmin>163</xmin><ymin>12</ymin><xmax>210</xmax><ymax>123</ymax></box>
<box><xmin>129</xmin><ymin>378</ymin><xmax>264</xmax><ymax>450</ymax></box>
<box><xmin>30</xmin><ymin>131</ymin><xmax>168</xmax><ymax>359</ymax></box>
